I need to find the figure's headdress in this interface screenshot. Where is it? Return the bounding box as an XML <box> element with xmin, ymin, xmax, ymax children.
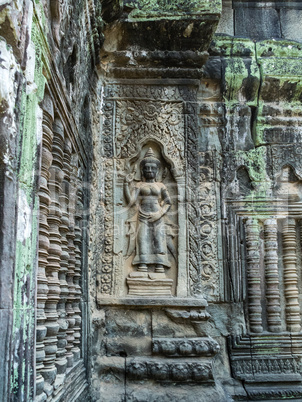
<box><xmin>140</xmin><ymin>147</ymin><xmax>160</xmax><ymax>168</ymax></box>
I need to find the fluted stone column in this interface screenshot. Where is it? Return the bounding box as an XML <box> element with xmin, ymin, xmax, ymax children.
<box><xmin>36</xmin><ymin>94</ymin><xmax>54</xmax><ymax>402</ymax></box>
<box><xmin>264</xmin><ymin>218</ymin><xmax>282</xmax><ymax>332</ymax></box>
<box><xmin>65</xmin><ymin>157</ymin><xmax>77</xmax><ymax>367</ymax></box>
<box><xmin>72</xmin><ymin>184</ymin><xmax>83</xmax><ymax>361</ymax></box>
<box><xmin>42</xmin><ymin>116</ymin><xmax>64</xmax><ymax>396</ymax></box>
<box><xmin>245</xmin><ymin>218</ymin><xmax>263</xmax><ymax>333</ymax></box>
<box><xmin>282</xmin><ymin>218</ymin><xmax>301</xmax><ymax>333</ymax></box>
<box><xmin>55</xmin><ymin>134</ymin><xmax>71</xmax><ymax>377</ymax></box>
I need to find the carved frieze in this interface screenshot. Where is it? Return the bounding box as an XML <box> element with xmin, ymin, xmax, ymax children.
<box><xmin>126</xmin><ymin>359</ymin><xmax>214</xmax><ymax>383</ymax></box>
<box><xmin>164</xmin><ymin>308</ymin><xmax>210</xmax><ymax>323</ymax></box>
<box><xmin>152</xmin><ymin>337</ymin><xmax>220</xmax><ymax>357</ymax></box>
<box><xmin>260</xmin><ymin>105</ymin><xmax>302</xmax><ymax>145</ymax></box>
<box><xmin>271</xmin><ymin>144</ymin><xmax>302</xmax><ymax>179</ymax></box>
<box><xmin>100</xmin><ymin>159</ymin><xmax>114</xmax><ymax>295</ymax></box>
<box><xmin>199</xmin><ymin>152</ymin><xmax>220</xmax><ymax>300</ymax></box>
<box><xmin>229</xmin><ymin>332</ymin><xmax>302</xmax><ymax>401</ymax></box>
<box><xmin>115</xmin><ymin>100</ymin><xmax>184</xmax><ymax>161</ymax></box>
<box><xmin>232</xmin><ymin>357</ymin><xmax>302</xmax><ymax>381</ymax></box>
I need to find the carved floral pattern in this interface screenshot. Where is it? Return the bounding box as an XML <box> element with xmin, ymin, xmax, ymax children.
<box><xmin>199</xmin><ymin>155</ymin><xmax>220</xmax><ymax>300</ymax></box>
<box><xmin>152</xmin><ymin>337</ymin><xmax>220</xmax><ymax>357</ymax></box>
<box><xmin>127</xmin><ymin>360</ymin><xmax>213</xmax><ymax>383</ymax></box>
<box><xmin>232</xmin><ymin>358</ymin><xmax>302</xmax><ymax>379</ymax></box>
<box><xmin>115</xmin><ymin>100</ymin><xmax>184</xmax><ymax>160</ymax></box>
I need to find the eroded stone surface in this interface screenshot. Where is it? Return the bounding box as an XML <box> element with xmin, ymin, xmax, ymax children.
<box><xmin>2</xmin><ymin>1</ymin><xmax>302</xmax><ymax>402</ymax></box>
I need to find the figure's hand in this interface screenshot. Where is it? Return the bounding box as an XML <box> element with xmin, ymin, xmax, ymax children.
<box><xmin>124</xmin><ymin>173</ymin><xmax>135</xmax><ymax>184</ymax></box>
<box><xmin>148</xmin><ymin>210</ymin><xmax>163</xmax><ymax>222</ymax></box>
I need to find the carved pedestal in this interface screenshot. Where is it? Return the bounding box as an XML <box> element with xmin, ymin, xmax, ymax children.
<box><xmin>127</xmin><ymin>277</ymin><xmax>173</xmax><ymax>297</ymax></box>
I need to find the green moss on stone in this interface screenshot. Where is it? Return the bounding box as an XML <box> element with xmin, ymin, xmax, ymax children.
<box><xmin>11</xmin><ymin>3</ymin><xmax>48</xmax><ymax>398</ymax></box>
<box><xmin>125</xmin><ymin>0</ymin><xmax>221</xmax><ymax>20</ymax></box>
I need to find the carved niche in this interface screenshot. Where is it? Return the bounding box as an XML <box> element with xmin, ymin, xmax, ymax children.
<box><xmin>120</xmin><ymin>143</ymin><xmax>179</xmax><ymax>296</ymax></box>
<box><xmin>96</xmin><ymin>81</ymin><xmax>203</xmax><ymax>300</ymax></box>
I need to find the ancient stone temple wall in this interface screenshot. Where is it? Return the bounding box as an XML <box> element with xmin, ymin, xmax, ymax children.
<box><xmin>89</xmin><ymin>1</ymin><xmax>302</xmax><ymax>401</ymax></box>
<box><xmin>0</xmin><ymin>0</ymin><xmax>102</xmax><ymax>400</ymax></box>
<box><xmin>2</xmin><ymin>0</ymin><xmax>302</xmax><ymax>401</ymax></box>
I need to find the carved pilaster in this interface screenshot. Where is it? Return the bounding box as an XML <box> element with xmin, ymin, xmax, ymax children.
<box><xmin>72</xmin><ymin>183</ymin><xmax>83</xmax><ymax>362</ymax></box>
<box><xmin>245</xmin><ymin>218</ymin><xmax>263</xmax><ymax>333</ymax></box>
<box><xmin>263</xmin><ymin>218</ymin><xmax>282</xmax><ymax>333</ymax></box>
<box><xmin>65</xmin><ymin>157</ymin><xmax>77</xmax><ymax>367</ymax></box>
<box><xmin>282</xmin><ymin>218</ymin><xmax>301</xmax><ymax>333</ymax></box>
<box><xmin>56</xmin><ymin>139</ymin><xmax>72</xmax><ymax>376</ymax></box>
<box><xmin>42</xmin><ymin>116</ymin><xmax>64</xmax><ymax>394</ymax></box>
<box><xmin>36</xmin><ymin>94</ymin><xmax>54</xmax><ymax>401</ymax></box>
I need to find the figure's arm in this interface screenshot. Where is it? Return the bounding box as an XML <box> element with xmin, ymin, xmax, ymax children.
<box><xmin>124</xmin><ymin>179</ymin><xmax>139</xmax><ymax>207</ymax></box>
<box><xmin>161</xmin><ymin>187</ymin><xmax>171</xmax><ymax>216</ymax></box>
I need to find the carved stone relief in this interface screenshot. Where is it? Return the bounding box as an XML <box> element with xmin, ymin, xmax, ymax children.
<box><xmin>122</xmin><ymin>146</ymin><xmax>178</xmax><ymax>296</ymax></box>
<box><xmin>152</xmin><ymin>337</ymin><xmax>220</xmax><ymax>357</ymax></box>
<box><xmin>199</xmin><ymin>152</ymin><xmax>221</xmax><ymax>300</ymax></box>
<box><xmin>97</xmin><ymin>81</ymin><xmax>203</xmax><ymax>300</ymax></box>
<box><xmin>126</xmin><ymin>359</ymin><xmax>214</xmax><ymax>383</ymax></box>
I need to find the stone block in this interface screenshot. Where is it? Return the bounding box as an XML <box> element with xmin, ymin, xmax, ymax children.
<box><xmin>93</xmin><ymin>356</ymin><xmax>126</xmax><ymax>402</ymax></box>
<box><xmin>234</xmin><ymin>8</ymin><xmax>281</xmax><ymax>40</ymax></box>
<box><xmin>104</xmin><ymin>308</ymin><xmax>152</xmax><ymax>356</ymax></box>
<box><xmin>216</xmin><ymin>1</ymin><xmax>234</xmax><ymax>36</ymax></box>
<box><xmin>126</xmin><ymin>381</ymin><xmax>228</xmax><ymax>402</ymax></box>
<box><xmin>280</xmin><ymin>9</ymin><xmax>302</xmax><ymax>42</ymax></box>
<box><xmin>0</xmin><ymin>309</ymin><xmax>12</xmax><ymax>401</ymax></box>
<box><xmin>102</xmin><ymin>0</ymin><xmax>222</xmax><ymax>53</ymax></box>
<box><xmin>151</xmin><ymin>310</ymin><xmax>198</xmax><ymax>338</ymax></box>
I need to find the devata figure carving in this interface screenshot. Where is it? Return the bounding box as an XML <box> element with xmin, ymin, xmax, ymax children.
<box><xmin>124</xmin><ymin>148</ymin><xmax>175</xmax><ymax>278</ymax></box>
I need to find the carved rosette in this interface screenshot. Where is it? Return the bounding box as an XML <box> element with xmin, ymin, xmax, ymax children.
<box><xmin>101</xmin><ymin>159</ymin><xmax>114</xmax><ymax>295</ymax></box>
<box><xmin>152</xmin><ymin>338</ymin><xmax>220</xmax><ymax>357</ymax></box>
<box><xmin>199</xmin><ymin>153</ymin><xmax>220</xmax><ymax>300</ymax></box>
<box><xmin>126</xmin><ymin>360</ymin><xmax>213</xmax><ymax>383</ymax></box>
<box><xmin>98</xmin><ymin>99</ymin><xmax>115</xmax><ymax>296</ymax></box>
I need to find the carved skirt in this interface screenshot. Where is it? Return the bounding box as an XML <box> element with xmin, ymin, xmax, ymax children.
<box><xmin>132</xmin><ymin>215</ymin><xmax>171</xmax><ymax>268</ymax></box>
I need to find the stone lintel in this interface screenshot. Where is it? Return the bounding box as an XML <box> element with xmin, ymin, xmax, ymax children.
<box><xmin>97</xmin><ymin>297</ymin><xmax>208</xmax><ymax>307</ymax></box>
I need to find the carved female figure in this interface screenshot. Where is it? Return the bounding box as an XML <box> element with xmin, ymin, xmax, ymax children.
<box><xmin>124</xmin><ymin>148</ymin><xmax>172</xmax><ymax>275</ymax></box>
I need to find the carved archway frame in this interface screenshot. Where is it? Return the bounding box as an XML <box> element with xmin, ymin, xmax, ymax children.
<box><xmin>97</xmin><ymin>80</ymin><xmax>205</xmax><ymax>303</ymax></box>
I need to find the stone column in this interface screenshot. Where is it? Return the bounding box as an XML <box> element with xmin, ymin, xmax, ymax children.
<box><xmin>42</xmin><ymin>116</ymin><xmax>64</xmax><ymax>395</ymax></box>
<box><xmin>72</xmin><ymin>184</ymin><xmax>83</xmax><ymax>361</ymax></box>
<box><xmin>65</xmin><ymin>157</ymin><xmax>77</xmax><ymax>367</ymax></box>
<box><xmin>36</xmin><ymin>94</ymin><xmax>54</xmax><ymax>401</ymax></box>
<box><xmin>245</xmin><ymin>218</ymin><xmax>263</xmax><ymax>333</ymax></box>
<box><xmin>55</xmin><ymin>139</ymin><xmax>72</xmax><ymax>376</ymax></box>
<box><xmin>282</xmin><ymin>218</ymin><xmax>301</xmax><ymax>332</ymax></box>
<box><xmin>263</xmin><ymin>218</ymin><xmax>282</xmax><ymax>333</ymax></box>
